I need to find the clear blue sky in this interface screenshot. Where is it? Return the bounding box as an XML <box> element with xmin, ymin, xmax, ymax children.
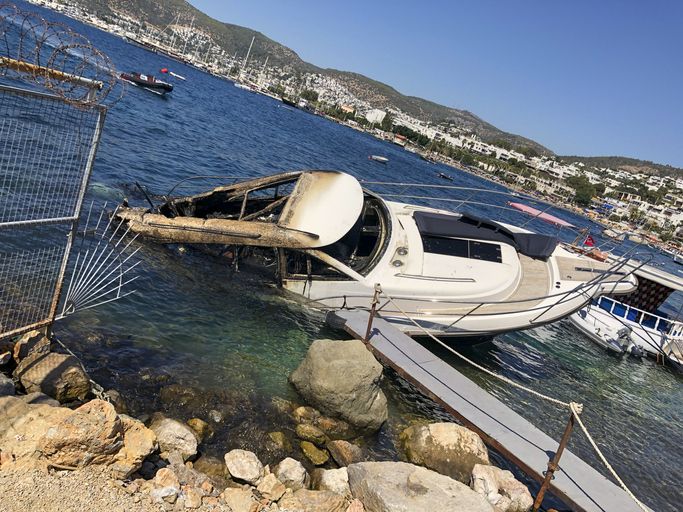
<box><xmin>189</xmin><ymin>0</ymin><xmax>683</xmax><ymax>167</ymax></box>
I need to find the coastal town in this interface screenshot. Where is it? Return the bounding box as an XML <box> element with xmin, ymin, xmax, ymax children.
<box><xmin>30</xmin><ymin>0</ymin><xmax>683</xmax><ymax>249</ymax></box>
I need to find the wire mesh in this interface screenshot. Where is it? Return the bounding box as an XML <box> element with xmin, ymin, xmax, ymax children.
<box><xmin>0</xmin><ymin>242</ymin><xmax>65</xmax><ymax>337</ymax></box>
<box><xmin>0</xmin><ymin>85</ymin><xmax>103</xmax><ymax>225</ymax></box>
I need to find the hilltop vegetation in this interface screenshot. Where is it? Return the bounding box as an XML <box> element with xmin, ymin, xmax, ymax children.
<box><xmin>558</xmin><ymin>156</ymin><xmax>683</xmax><ymax>177</ymax></box>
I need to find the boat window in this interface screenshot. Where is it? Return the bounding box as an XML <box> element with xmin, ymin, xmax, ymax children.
<box><xmin>421</xmin><ymin>236</ymin><xmax>502</xmax><ymax>263</ymax></box>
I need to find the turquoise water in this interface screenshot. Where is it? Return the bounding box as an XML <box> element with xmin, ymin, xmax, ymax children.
<box><xmin>6</xmin><ymin>2</ymin><xmax>683</xmax><ymax>510</ymax></box>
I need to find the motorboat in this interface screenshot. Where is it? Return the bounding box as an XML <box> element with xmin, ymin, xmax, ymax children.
<box><xmin>119</xmin><ymin>72</ymin><xmax>173</xmax><ymax>95</ymax></box>
<box><xmin>115</xmin><ymin>170</ymin><xmax>638</xmax><ymax>339</ymax></box>
<box><xmin>437</xmin><ymin>172</ymin><xmax>454</xmax><ymax>181</ymax></box>
<box><xmin>569</xmin><ymin>262</ymin><xmax>683</xmax><ymax>369</ymax></box>
<box><xmin>369</xmin><ymin>155</ymin><xmax>389</xmax><ymax>164</ymax></box>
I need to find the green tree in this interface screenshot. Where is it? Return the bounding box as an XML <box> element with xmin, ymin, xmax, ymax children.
<box><xmin>380</xmin><ymin>113</ymin><xmax>393</xmax><ymax>132</ymax></box>
<box><xmin>300</xmin><ymin>89</ymin><xmax>319</xmax><ymax>102</ymax></box>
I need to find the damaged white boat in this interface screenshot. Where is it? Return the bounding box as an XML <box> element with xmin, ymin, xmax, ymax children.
<box><xmin>116</xmin><ymin>170</ymin><xmax>638</xmax><ymax>338</ymax></box>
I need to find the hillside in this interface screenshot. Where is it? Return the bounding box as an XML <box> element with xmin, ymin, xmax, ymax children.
<box><xmin>71</xmin><ymin>0</ymin><xmax>552</xmax><ymax>155</ymax></box>
<box><xmin>558</xmin><ymin>156</ymin><xmax>683</xmax><ymax>177</ymax></box>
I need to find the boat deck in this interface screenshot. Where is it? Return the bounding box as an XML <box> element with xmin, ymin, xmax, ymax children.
<box><xmin>328</xmin><ymin>309</ymin><xmax>651</xmax><ymax>512</ymax></box>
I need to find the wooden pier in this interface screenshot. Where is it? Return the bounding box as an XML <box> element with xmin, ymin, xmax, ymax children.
<box><xmin>328</xmin><ymin>309</ymin><xmax>648</xmax><ymax>512</ymax></box>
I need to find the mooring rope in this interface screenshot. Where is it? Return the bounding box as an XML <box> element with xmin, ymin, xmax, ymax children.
<box><xmin>569</xmin><ymin>403</ymin><xmax>649</xmax><ymax>512</ymax></box>
<box><xmin>377</xmin><ymin>287</ymin><xmax>649</xmax><ymax>511</ymax></box>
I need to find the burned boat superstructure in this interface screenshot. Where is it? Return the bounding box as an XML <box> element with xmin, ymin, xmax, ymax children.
<box><xmin>116</xmin><ymin>170</ymin><xmax>638</xmax><ymax>338</ymax></box>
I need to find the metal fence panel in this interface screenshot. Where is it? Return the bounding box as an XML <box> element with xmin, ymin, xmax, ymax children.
<box><xmin>0</xmin><ymin>83</ymin><xmax>105</xmax><ymax>339</ymax></box>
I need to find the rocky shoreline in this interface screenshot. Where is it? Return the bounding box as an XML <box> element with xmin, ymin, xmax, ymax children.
<box><xmin>1</xmin><ymin>333</ymin><xmax>534</xmax><ymax>511</ymax></box>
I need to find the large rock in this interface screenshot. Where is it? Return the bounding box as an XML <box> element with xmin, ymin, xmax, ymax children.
<box><xmin>149</xmin><ymin>414</ymin><xmax>198</xmax><ymax>461</ymax></box>
<box><xmin>400</xmin><ymin>422</ymin><xmax>490</xmax><ymax>483</ymax></box>
<box><xmin>0</xmin><ymin>395</ymin><xmax>72</xmax><ymax>461</ymax></box>
<box><xmin>274</xmin><ymin>457</ymin><xmax>310</xmax><ymax>490</ymax></box>
<box><xmin>0</xmin><ymin>397</ymin><xmax>154</xmax><ymax>476</ymax></box>
<box><xmin>257</xmin><ymin>473</ymin><xmax>287</xmax><ymax>501</ymax></box>
<box><xmin>15</xmin><ymin>352</ymin><xmax>91</xmax><ymax>403</ymax></box>
<box><xmin>40</xmin><ymin>399</ymin><xmax>124</xmax><ymax>467</ymax></box>
<box><xmin>221</xmin><ymin>488</ymin><xmax>256</xmax><ymax>512</ymax></box>
<box><xmin>347</xmin><ymin>461</ymin><xmax>494</xmax><ymax>512</ymax></box>
<box><xmin>224</xmin><ymin>449</ymin><xmax>264</xmax><ymax>485</ymax></box>
<box><xmin>471</xmin><ymin>464</ymin><xmax>533</xmax><ymax>512</ymax></box>
<box><xmin>289</xmin><ymin>339</ymin><xmax>387</xmax><ymax>432</ymax></box>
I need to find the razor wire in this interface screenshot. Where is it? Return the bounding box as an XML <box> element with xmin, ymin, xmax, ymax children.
<box><xmin>0</xmin><ymin>3</ymin><xmax>118</xmax><ymax>105</ymax></box>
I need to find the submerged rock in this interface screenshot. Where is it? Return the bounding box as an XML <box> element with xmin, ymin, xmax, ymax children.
<box><xmin>148</xmin><ymin>414</ymin><xmax>198</xmax><ymax>461</ymax></box>
<box><xmin>15</xmin><ymin>352</ymin><xmax>91</xmax><ymax>403</ymax></box>
<box><xmin>289</xmin><ymin>339</ymin><xmax>388</xmax><ymax>432</ymax></box>
<box><xmin>296</xmin><ymin>423</ymin><xmax>328</xmax><ymax>447</ymax></box>
<box><xmin>301</xmin><ymin>441</ymin><xmax>329</xmax><ymax>466</ymax></box>
<box><xmin>274</xmin><ymin>457</ymin><xmax>310</xmax><ymax>490</ymax></box>
<box><xmin>471</xmin><ymin>464</ymin><xmax>533</xmax><ymax>512</ymax></box>
<box><xmin>400</xmin><ymin>422</ymin><xmax>490</xmax><ymax>483</ymax></box>
<box><xmin>268</xmin><ymin>431</ymin><xmax>293</xmax><ymax>452</ymax></box>
<box><xmin>224</xmin><ymin>449</ymin><xmax>264</xmax><ymax>485</ymax></box>
<box><xmin>347</xmin><ymin>461</ymin><xmax>494</xmax><ymax>512</ymax></box>
<box><xmin>326</xmin><ymin>440</ymin><xmax>364</xmax><ymax>467</ymax></box>
<box><xmin>187</xmin><ymin>417</ymin><xmax>212</xmax><ymax>442</ymax></box>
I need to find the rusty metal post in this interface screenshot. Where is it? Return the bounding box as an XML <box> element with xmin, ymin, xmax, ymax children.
<box><xmin>532</xmin><ymin>410</ymin><xmax>576</xmax><ymax>511</ymax></box>
<box><xmin>364</xmin><ymin>284</ymin><xmax>382</xmax><ymax>343</ymax></box>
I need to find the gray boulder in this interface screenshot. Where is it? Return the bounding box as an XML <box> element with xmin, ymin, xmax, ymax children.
<box><xmin>348</xmin><ymin>461</ymin><xmax>494</xmax><ymax>512</ymax></box>
<box><xmin>400</xmin><ymin>422</ymin><xmax>490</xmax><ymax>483</ymax></box>
<box><xmin>289</xmin><ymin>339</ymin><xmax>387</xmax><ymax>432</ymax></box>
<box><xmin>148</xmin><ymin>414</ymin><xmax>198</xmax><ymax>461</ymax></box>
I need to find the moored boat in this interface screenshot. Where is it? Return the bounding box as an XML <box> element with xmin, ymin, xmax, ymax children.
<box><xmin>115</xmin><ymin>170</ymin><xmax>638</xmax><ymax>340</ymax></box>
<box><xmin>119</xmin><ymin>72</ymin><xmax>173</xmax><ymax>94</ymax></box>
<box><xmin>569</xmin><ymin>263</ymin><xmax>683</xmax><ymax>368</ymax></box>
<box><xmin>369</xmin><ymin>155</ymin><xmax>388</xmax><ymax>163</ymax></box>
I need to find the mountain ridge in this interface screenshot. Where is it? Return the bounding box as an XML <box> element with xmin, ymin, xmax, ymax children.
<box><xmin>69</xmin><ymin>0</ymin><xmax>682</xmax><ymax>173</ymax></box>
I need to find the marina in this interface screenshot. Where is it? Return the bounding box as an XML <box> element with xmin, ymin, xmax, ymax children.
<box><xmin>1</xmin><ymin>3</ymin><xmax>682</xmax><ymax>512</ymax></box>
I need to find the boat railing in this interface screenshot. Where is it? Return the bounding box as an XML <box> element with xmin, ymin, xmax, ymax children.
<box><xmin>595</xmin><ymin>296</ymin><xmax>683</xmax><ymax>338</ymax></box>
<box><xmin>305</xmin><ymin>255</ymin><xmax>642</xmax><ymax>331</ymax></box>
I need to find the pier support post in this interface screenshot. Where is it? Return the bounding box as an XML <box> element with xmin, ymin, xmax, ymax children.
<box><xmin>364</xmin><ymin>284</ymin><xmax>381</xmax><ymax>343</ymax></box>
<box><xmin>532</xmin><ymin>410</ymin><xmax>576</xmax><ymax>511</ymax></box>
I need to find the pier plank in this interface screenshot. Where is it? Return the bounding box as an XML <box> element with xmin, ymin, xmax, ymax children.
<box><xmin>329</xmin><ymin>309</ymin><xmax>648</xmax><ymax>512</ymax></box>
